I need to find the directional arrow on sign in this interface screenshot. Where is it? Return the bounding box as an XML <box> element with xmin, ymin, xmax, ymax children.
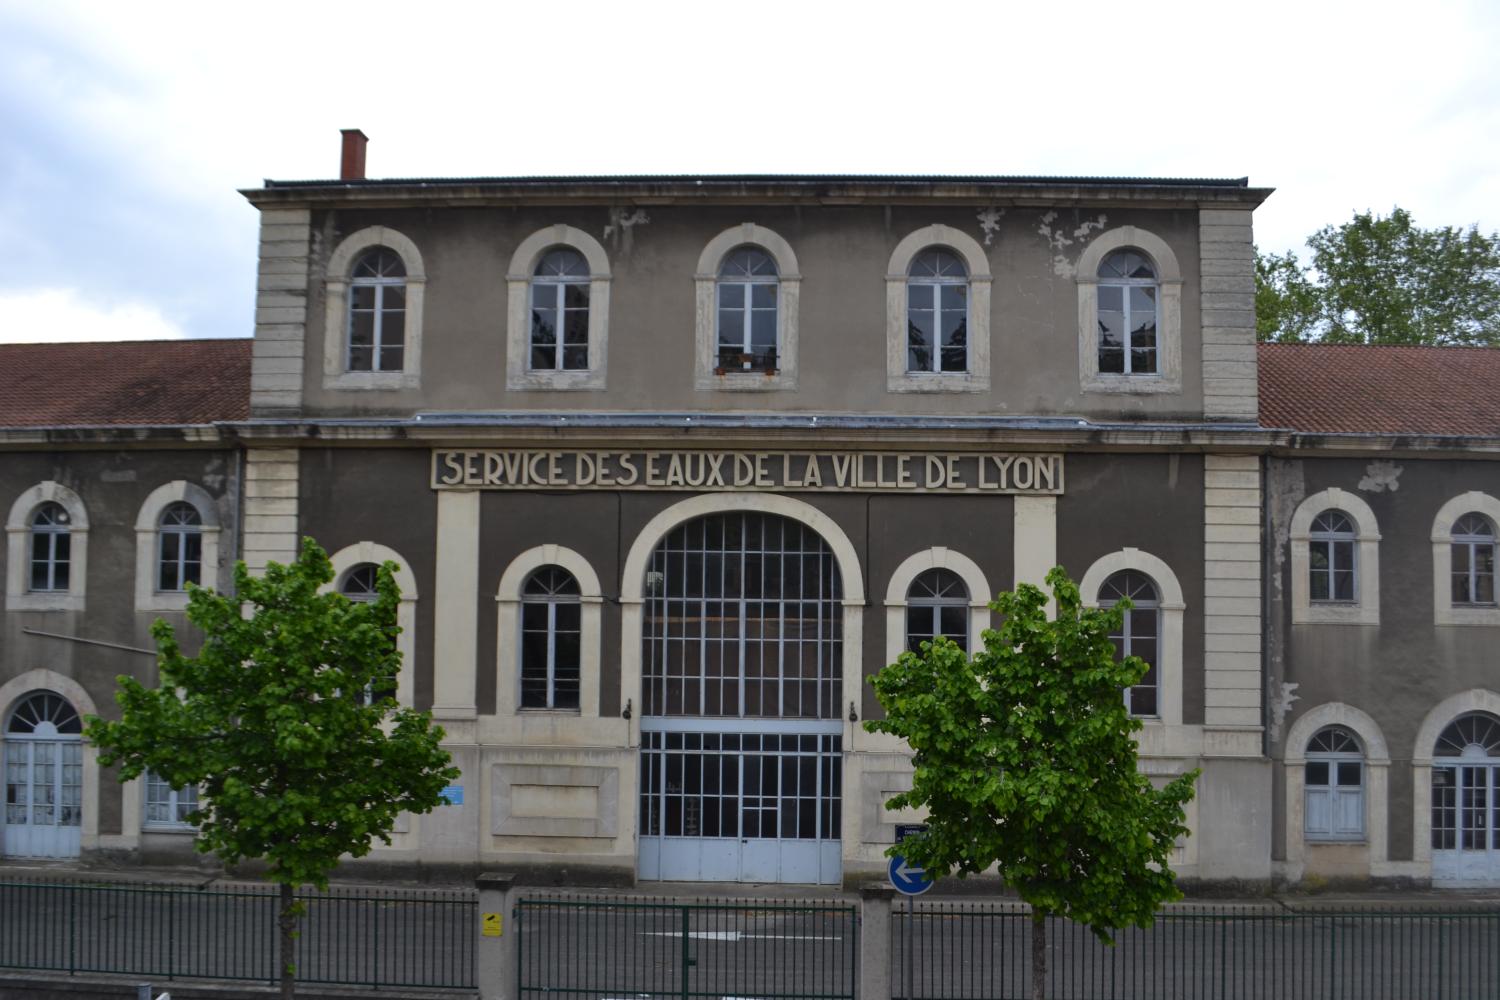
<box><xmin>888</xmin><ymin>853</ymin><xmax>935</xmax><ymax>895</ymax></box>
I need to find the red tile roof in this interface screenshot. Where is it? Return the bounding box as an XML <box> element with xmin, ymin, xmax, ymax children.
<box><xmin>0</xmin><ymin>339</ymin><xmax>251</xmax><ymax>428</ymax></box>
<box><xmin>1259</xmin><ymin>343</ymin><xmax>1500</xmax><ymax>437</ymax></box>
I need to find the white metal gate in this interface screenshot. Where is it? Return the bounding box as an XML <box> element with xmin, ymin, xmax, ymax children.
<box><xmin>638</xmin><ymin>512</ymin><xmax>843</xmax><ymax>884</ymax></box>
<box><xmin>1431</xmin><ymin>713</ymin><xmax>1500</xmax><ymax>885</ymax></box>
<box><xmin>4</xmin><ymin>691</ymin><xmax>83</xmax><ymax>858</ymax></box>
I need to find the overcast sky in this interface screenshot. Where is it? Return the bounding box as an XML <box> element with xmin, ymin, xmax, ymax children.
<box><xmin>2</xmin><ymin>0</ymin><xmax>1497</xmax><ymax>343</ymax></box>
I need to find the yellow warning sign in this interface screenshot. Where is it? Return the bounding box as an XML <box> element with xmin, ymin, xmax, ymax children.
<box><xmin>481</xmin><ymin>912</ymin><xmax>503</xmax><ymax>937</ymax></box>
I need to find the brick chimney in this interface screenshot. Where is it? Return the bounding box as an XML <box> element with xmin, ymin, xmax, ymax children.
<box><xmin>339</xmin><ymin>129</ymin><xmax>368</xmax><ymax>181</ymax></box>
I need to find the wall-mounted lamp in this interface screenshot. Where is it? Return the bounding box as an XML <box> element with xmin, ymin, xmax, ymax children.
<box><xmin>622</xmin><ymin>698</ymin><xmax>632</xmax><ymax>721</ymax></box>
<box><xmin>848</xmin><ymin>700</ymin><xmax>858</xmax><ymax>723</ymax></box>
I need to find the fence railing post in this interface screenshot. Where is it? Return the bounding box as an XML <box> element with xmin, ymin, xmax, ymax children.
<box><xmin>860</xmin><ymin>883</ymin><xmax>896</xmax><ymax>1000</ymax></box>
<box><xmin>475</xmin><ymin>873</ymin><xmax>517</xmax><ymax>1000</ymax></box>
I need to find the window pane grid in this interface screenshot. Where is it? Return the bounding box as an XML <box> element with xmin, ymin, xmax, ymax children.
<box><xmin>906</xmin><ymin>249</ymin><xmax>969</xmax><ymax>374</ymax></box>
<box><xmin>643</xmin><ymin>513</ymin><xmax>841</xmax><ymax>720</ymax></box>
<box><xmin>520</xmin><ymin>567</ymin><xmax>582</xmax><ymax>710</ymax></box>
<box><xmin>1100</xmin><ymin>570</ymin><xmax>1160</xmax><ymax>718</ymax></box>
<box><xmin>347</xmin><ymin>249</ymin><xmax>407</xmax><ymax>373</ymax></box>
<box><xmin>1097</xmin><ymin>250</ymin><xmax>1159</xmax><ymax>375</ymax></box>
<box><xmin>530</xmin><ymin>248</ymin><xmax>590</xmax><ymax>372</ymax></box>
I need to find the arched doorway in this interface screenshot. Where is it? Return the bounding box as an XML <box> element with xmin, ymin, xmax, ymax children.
<box><xmin>4</xmin><ymin>690</ymin><xmax>83</xmax><ymax>858</ymax></box>
<box><xmin>1431</xmin><ymin>712</ymin><xmax>1500</xmax><ymax>884</ymax></box>
<box><xmin>637</xmin><ymin>511</ymin><xmax>844</xmax><ymax>883</ymax></box>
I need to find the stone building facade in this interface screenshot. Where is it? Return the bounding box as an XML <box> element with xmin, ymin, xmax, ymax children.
<box><xmin>3</xmin><ymin>135</ymin><xmax>1497</xmax><ymax>888</ymax></box>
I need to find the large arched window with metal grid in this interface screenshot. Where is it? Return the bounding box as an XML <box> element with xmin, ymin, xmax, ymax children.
<box><xmin>1098</xmin><ymin>569</ymin><xmax>1160</xmax><ymax>718</ymax></box>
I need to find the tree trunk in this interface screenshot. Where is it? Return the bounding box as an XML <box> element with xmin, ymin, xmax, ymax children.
<box><xmin>278</xmin><ymin>881</ymin><xmax>297</xmax><ymax>1000</ymax></box>
<box><xmin>1030</xmin><ymin>909</ymin><xmax>1047</xmax><ymax>1000</ymax></box>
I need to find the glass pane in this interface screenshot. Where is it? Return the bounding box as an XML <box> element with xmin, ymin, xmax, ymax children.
<box><xmin>940</xmin><ymin>284</ymin><xmax>967</xmax><ymax>309</ymax></box>
<box><xmin>907</xmin><ymin>284</ymin><xmax>932</xmax><ymax>310</ymax></box>
<box><xmin>1307</xmin><ymin>761</ymin><xmax>1330</xmax><ymax>786</ymax></box>
<box><xmin>1337</xmin><ymin>761</ymin><xmax>1362</xmax><ymax>787</ymax></box>
<box><xmin>349</xmin><ymin>311</ymin><xmax>375</xmax><ymax>349</ymax></box>
<box><xmin>563</xmin><ymin>309</ymin><xmax>589</xmax><ymax>346</ymax></box>
<box><xmin>750</xmin><ymin>310</ymin><xmax>776</xmax><ymax>353</ymax></box>
<box><xmin>531</xmin><ymin>284</ymin><xmax>556</xmax><ymax>310</ymax></box>
<box><xmin>1130</xmin><ymin>286</ymin><xmax>1156</xmax><ymax>313</ymax></box>
<box><xmin>379</xmin><ymin>343</ymin><xmax>404</xmax><ymax>372</ymax></box>
<box><xmin>563</xmin><ymin>283</ymin><xmax>589</xmax><ymax>308</ymax></box>
<box><xmin>719</xmin><ymin>284</ymin><xmax>744</xmax><ymax>308</ymax></box>
<box><xmin>751</xmin><ymin>284</ymin><xmax>776</xmax><ymax>308</ymax></box>
<box><xmin>561</xmin><ymin>345</ymin><xmax>588</xmax><ymax>370</ymax></box>
<box><xmin>717</xmin><ymin>309</ymin><xmax>743</xmax><ymax>350</ymax></box>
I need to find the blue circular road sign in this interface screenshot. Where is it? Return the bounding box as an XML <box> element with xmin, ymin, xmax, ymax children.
<box><xmin>888</xmin><ymin>853</ymin><xmax>935</xmax><ymax>895</ymax></box>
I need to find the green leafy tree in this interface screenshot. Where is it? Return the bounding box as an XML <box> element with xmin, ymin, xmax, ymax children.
<box><xmin>86</xmin><ymin>538</ymin><xmax>460</xmax><ymax>1000</ymax></box>
<box><xmin>866</xmin><ymin>567</ymin><xmax>1196</xmax><ymax>1000</ymax></box>
<box><xmin>1256</xmin><ymin>208</ymin><xmax>1500</xmax><ymax>344</ymax></box>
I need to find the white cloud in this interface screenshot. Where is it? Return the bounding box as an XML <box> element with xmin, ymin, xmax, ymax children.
<box><xmin>0</xmin><ymin>288</ymin><xmax>191</xmax><ymax>343</ymax></box>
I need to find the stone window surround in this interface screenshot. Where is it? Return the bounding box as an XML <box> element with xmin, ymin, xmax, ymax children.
<box><xmin>505</xmin><ymin>224</ymin><xmax>612</xmax><ymax>391</ymax></box>
<box><xmin>496</xmin><ymin>545</ymin><xmax>603</xmax><ymax>717</ymax></box>
<box><xmin>1283</xmin><ymin>702</ymin><xmax>1389</xmax><ymax>869</ymax></box>
<box><xmin>885</xmin><ymin>225</ymin><xmax>992</xmax><ymax>393</ymax></box>
<box><xmin>134</xmin><ymin>481</ymin><xmax>221</xmax><ymax>613</ymax></box>
<box><xmin>882</xmin><ymin>547</ymin><xmax>993</xmax><ymax>664</ymax></box>
<box><xmin>1410</xmin><ymin>688</ymin><xmax>1500</xmax><ymax>869</ymax></box>
<box><xmin>1290</xmin><ymin>488</ymin><xmax>1381</xmax><ymax>626</ymax></box>
<box><xmin>693</xmin><ymin>224</ymin><xmax>801</xmax><ymax>392</ymax></box>
<box><xmin>322</xmin><ymin>226</ymin><xmax>426</xmax><ymax>391</ymax></box>
<box><xmin>1075</xmin><ymin>226</ymin><xmax>1183</xmax><ymax>395</ymax></box>
<box><xmin>1431</xmin><ymin>491</ymin><xmax>1500</xmax><ymax>626</ymax></box>
<box><xmin>1078</xmin><ymin>547</ymin><xmax>1185</xmax><ymax>727</ymax></box>
<box><xmin>325</xmin><ymin>542</ymin><xmax>420</xmax><ymax>709</ymax></box>
<box><xmin>0</xmin><ymin>670</ymin><xmax>102</xmax><ymax>848</ymax></box>
<box><xmin>6</xmin><ymin>481</ymin><xmax>89</xmax><ymax>612</ymax></box>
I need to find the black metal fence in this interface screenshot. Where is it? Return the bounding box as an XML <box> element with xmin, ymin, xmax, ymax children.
<box><xmin>892</xmin><ymin>900</ymin><xmax>1500</xmax><ymax>1000</ymax></box>
<box><xmin>0</xmin><ymin>877</ymin><xmax>475</xmax><ymax>990</ymax></box>
<box><xmin>515</xmin><ymin>895</ymin><xmax>858</xmax><ymax>1000</ymax></box>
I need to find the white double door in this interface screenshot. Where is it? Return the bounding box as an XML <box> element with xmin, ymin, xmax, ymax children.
<box><xmin>3</xmin><ymin>736</ymin><xmax>83</xmax><ymax>858</ymax></box>
<box><xmin>638</xmin><ymin>720</ymin><xmax>842</xmax><ymax>885</ymax></box>
<box><xmin>1432</xmin><ymin>762</ymin><xmax>1500</xmax><ymax>885</ymax></box>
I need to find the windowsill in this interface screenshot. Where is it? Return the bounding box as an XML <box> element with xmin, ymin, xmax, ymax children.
<box><xmin>1305</xmin><ymin>837</ymin><xmax>1367</xmax><ymax>845</ymax></box>
<box><xmin>1082</xmin><ymin>372</ymin><xmax>1182</xmax><ymax>395</ymax></box>
<box><xmin>323</xmin><ymin>371</ymin><xmax>420</xmax><ymax>391</ymax></box>
<box><xmin>142</xmin><ymin>824</ymin><xmax>196</xmax><ymax>835</ymax></box>
<box><xmin>517</xmin><ymin>707</ymin><xmax>582</xmax><ymax>715</ymax></box>
<box><xmin>1437</xmin><ymin>604</ymin><xmax>1500</xmax><ymax>627</ymax></box>
<box><xmin>137</xmin><ymin>591</ymin><xmax>191</xmax><ymax>613</ymax></box>
<box><xmin>703</xmin><ymin>368</ymin><xmax>797</xmax><ymax>392</ymax></box>
<box><xmin>888</xmin><ymin>370</ymin><xmax>990</xmax><ymax>394</ymax></box>
<box><xmin>508</xmin><ymin>368</ymin><xmax>605</xmax><ymax>392</ymax></box>
<box><xmin>7</xmin><ymin>592</ymin><xmax>85</xmax><ymax>612</ymax></box>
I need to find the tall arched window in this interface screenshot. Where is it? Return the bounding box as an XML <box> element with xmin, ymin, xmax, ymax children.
<box><xmin>716</xmin><ymin>247</ymin><xmax>779</xmax><ymax>372</ymax></box>
<box><xmin>1431</xmin><ymin>712</ymin><xmax>1500</xmax><ymax>859</ymax></box>
<box><xmin>1099</xmin><ymin>570</ymin><xmax>1160</xmax><ymax>718</ymax></box>
<box><xmin>905</xmin><ymin>568</ymin><xmax>969</xmax><ymax>653</ymax></box>
<box><xmin>157</xmin><ymin>502</ymin><xmax>202</xmax><ymax>593</ymax></box>
<box><xmin>906</xmin><ymin>249</ymin><xmax>969</xmax><ymax>374</ymax></box>
<box><xmin>4</xmin><ymin>690</ymin><xmax>83</xmax><ymax>856</ymax></box>
<box><xmin>1097</xmin><ymin>249</ymin><xmax>1159</xmax><ymax>375</ymax></box>
<box><xmin>1309</xmin><ymin>509</ymin><xmax>1357</xmax><ymax>603</ymax></box>
<box><xmin>347</xmin><ymin>247</ymin><xmax>407</xmax><ymax>373</ymax></box>
<box><xmin>1451</xmin><ymin>513</ymin><xmax>1497</xmax><ymax>606</ymax></box>
<box><xmin>1305</xmin><ymin>726</ymin><xmax>1364</xmax><ymax>840</ymax></box>
<box><xmin>521</xmin><ymin>567</ymin><xmax>582</xmax><ymax>710</ymax></box>
<box><xmin>529</xmin><ymin>248</ymin><xmax>590</xmax><ymax>372</ymax></box>
<box><xmin>28</xmin><ymin>502</ymin><xmax>71</xmax><ymax>593</ymax></box>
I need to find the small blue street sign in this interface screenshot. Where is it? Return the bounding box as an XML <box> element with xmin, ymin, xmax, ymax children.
<box><xmin>888</xmin><ymin>853</ymin><xmax>934</xmax><ymax>895</ymax></box>
<box><xmin>441</xmin><ymin>785</ymin><xmax>464</xmax><ymax>805</ymax></box>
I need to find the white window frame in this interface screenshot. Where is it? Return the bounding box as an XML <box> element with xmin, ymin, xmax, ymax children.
<box><xmin>322</xmin><ymin>226</ymin><xmax>426</xmax><ymax>391</ymax></box>
<box><xmin>883</xmin><ymin>547</ymin><xmax>992</xmax><ymax>664</ymax></box>
<box><xmin>325</xmin><ymin>543</ymin><xmax>419</xmax><ymax>708</ymax></box>
<box><xmin>693</xmin><ymin>224</ymin><xmax>801</xmax><ymax>392</ymax></box>
<box><xmin>496</xmin><ymin>545</ymin><xmax>603</xmax><ymax>716</ymax></box>
<box><xmin>1302</xmin><ymin>727</ymin><xmax>1366</xmax><ymax>842</ymax></box>
<box><xmin>1095</xmin><ymin>249</ymin><xmax>1161</xmax><ymax>376</ymax></box>
<box><xmin>156</xmin><ymin>502</ymin><xmax>203</xmax><ymax>594</ymax></box>
<box><xmin>1284</xmin><ymin>703</ymin><xmax>1390</xmax><ymax>871</ymax></box>
<box><xmin>1431</xmin><ymin>492</ymin><xmax>1500</xmax><ymax>626</ymax></box>
<box><xmin>143</xmin><ymin>769</ymin><xmax>198</xmax><ymax>830</ymax></box>
<box><xmin>1079</xmin><ymin>548</ymin><xmax>1185</xmax><ymax>728</ymax></box>
<box><xmin>1412</xmin><ymin>689</ymin><xmax>1500</xmax><ymax>872</ymax></box>
<box><xmin>885</xmin><ymin>226</ymin><xmax>991</xmax><ymax>393</ymax></box>
<box><xmin>345</xmin><ymin>248</ymin><xmax>408</xmax><ymax>374</ymax></box>
<box><xmin>1290</xmin><ymin>488</ymin><xmax>1381</xmax><ymax>626</ymax></box>
<box><xmin>506</xmin><ymin>225</ymin><xmax>612</xmax><ymax>391</ymax></box>
<box><xmin>1075</xmin><ymin>227</ymin><xmax>1182</xmax><ymax>395</ymax></box>
<box><xmin>134</xmin><ymin>482</ymin><xmax>221</xmax><ymax>613</ymax></box>
<box><xmin>1098</xmin><ymin>570</ymin><xmax>1163</xmax><ymax>720</ymax></box>
<box><xmin>0</xmin><ymin>670</ymin><xmax>101</xmax><ymax>850</ymax></box>
<box><xmin>6</xmin><ymin>482</ymin><xmax>89</xmax><ymax>612</ymax></box>
<box><xmin>28</xmin><ymin>504</ymin><xmax>71</xmax><ymax>594</ymax></box>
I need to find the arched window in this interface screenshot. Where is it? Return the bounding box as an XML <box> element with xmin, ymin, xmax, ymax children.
<box><xmin>1099</xmin><ymin>570</ymin><xmax>1160</xmax><ymax>718</ymax></box>
<box><xmin>29</xmin><ymin>502</ymin><xmax>71</xmax><ymax>593</ymax></box>
<box><xmin>716</xmin><ymin>247</ymin><xmax>779</xmax><ymax>372</ymax></box>
<box><xmin>905</xmin><ymin>568</ymin><xmax>969</xmax><ymax>653</ymax></box>
<box><xmin>1305</xmin><ymin>726</ymin><xmax>1364</xmax><ymax>840</ymax></box>
<box><xmin>1451</xmin><ymin>513</ymin><xmax>1496</xmax><ymax>606</ymax></box>
<box><xmin>529</xmin><ymin>248</ymin><xmax>590</xmax><ymax>372</ymax></box>
<box><xmin>1309</xmin><ymin>510</ymin><xmax>1357</xmax><ymax>603</ymax></box>
<box><xmin>347</xmin><ymin>247</ymin><xmax>407</xmax><ymax>373</ymax></box>
<box><xmin>906</xmin><ymin>249</ymin><xmax>969</xmax><ymax>374</ymax></box>
<box><xmin>337</xmin><ymin>562</ymin><xmax>394</xmax><ymax>705</ymax></box>
<box><xmin>1431</xmin><ymin>712</ymin><xmax>1500</xmax><ymax>855</ymax></box>
<box><xmin>521</xmin><ymin>566</ymin><xmax>582</xmax><ymax>710</ymax></box>
<box><xmin>4</xmin><ymin>691</ymin><xmax>84</xmax><ymax>846</ymax></box>
<box><xmin>1097</xmin><ymin>249</ymin><xmax>1159</xmax><ymax>376</ymax></box>
<box><xmin>157</xmin><ymin>502</ymin><xmax>202</xmax><ymax>593</ymax></box>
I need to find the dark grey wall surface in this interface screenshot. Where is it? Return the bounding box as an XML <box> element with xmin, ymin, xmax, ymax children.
<box><xmin>1268</xmin><ymin>455</ymin><xmax>1500</xmax><ymax>862</ymax></box>
<box><xmin>0</xmin><ymin>447</ymin><xmax>238</xmax><ymax>835</ymax></box>
<box><xmin>298</xmin><ymin>448</ymin><xmax>438</xmax><ymax>710</ymax></box>
<box><xmin>1056</xmin><ymin>453</ymin><xmax>1207</xmax><ymax>726</ymax></box>
<box><xmin>299</xmin><ymin>203</ymin><xmax>1204</xmax><ymax>420</ymax></box>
